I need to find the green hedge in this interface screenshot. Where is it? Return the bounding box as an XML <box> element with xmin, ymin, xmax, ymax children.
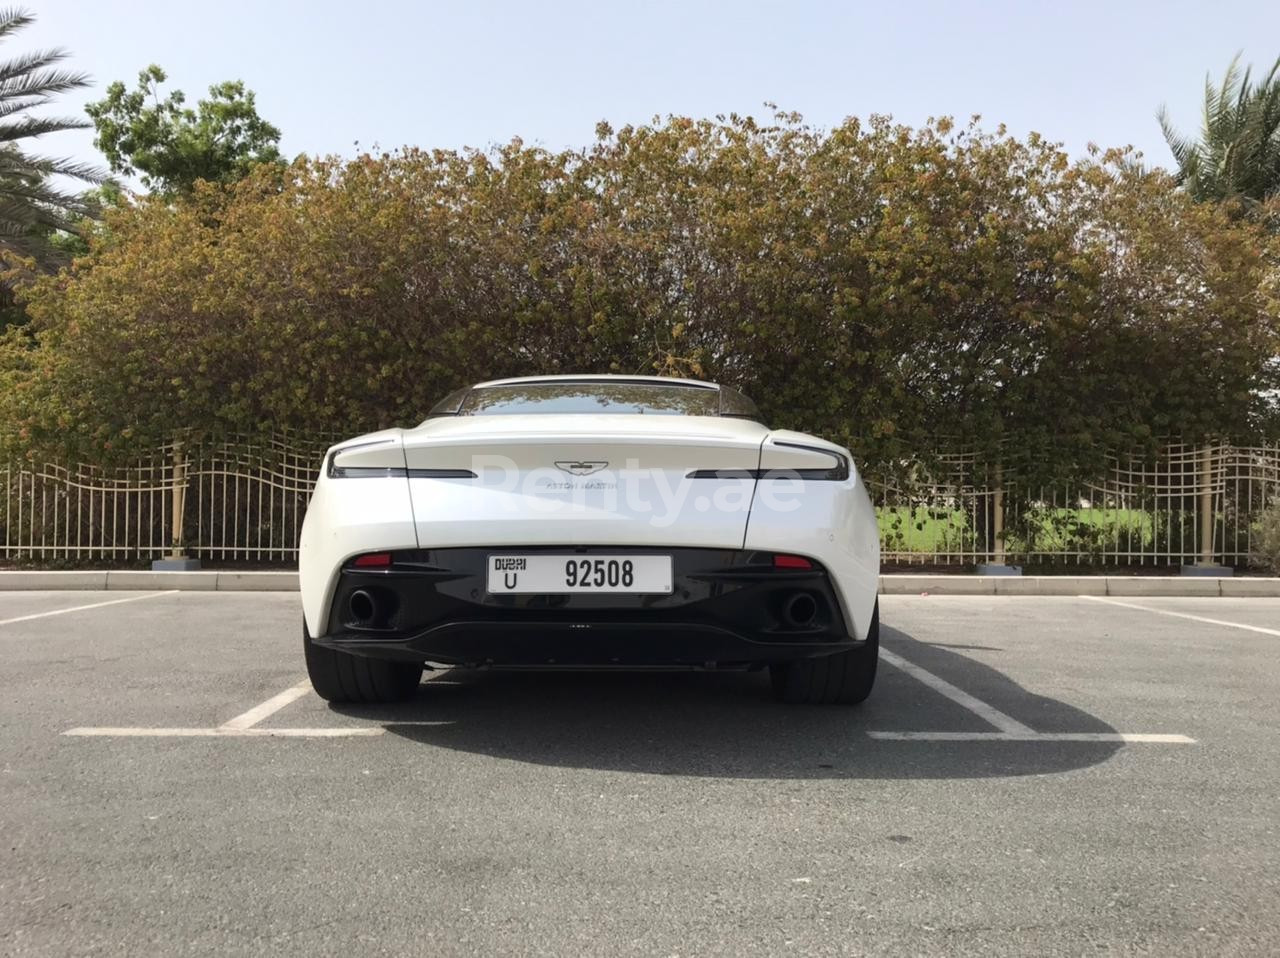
<box><xmin>3</xmin><ymin>113</ymin><xmax>1278</xmax><ymax>485</ymax></box>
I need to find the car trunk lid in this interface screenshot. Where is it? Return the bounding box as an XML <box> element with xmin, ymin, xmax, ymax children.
<box><xmin>402</xmin><ymin>415</ymin><xmax>767</xmax><ymax>550</ymax></box>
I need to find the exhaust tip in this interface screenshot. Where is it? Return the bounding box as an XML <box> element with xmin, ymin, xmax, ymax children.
<box><xmin>781</xmin><ymin>592</ymin><xmax>819</xmax><ymax>629</ymax></box>
<box><xmin>348</xmin><ymin>589</ymin><xmax>377</xmax><ymax>623</ymax></box>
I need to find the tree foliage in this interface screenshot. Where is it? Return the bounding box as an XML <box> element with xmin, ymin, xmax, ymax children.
<box><xmin>1159</xmin><ymin>53</ymin><xmax>1280</xmax><ymax>206</ymax></box>
<box><xmin>86</xmin><ymin>64</ymin><xmax>282</xmax><ymax>196</ymax></box>
<box><xmin>1254</xmin><ymin>500</ymin><xmax>1280</xmax><ymax>573</ymax></box>
<box><xmin>4</xmin><ymin>113</ymin><xmax>1278</xmax><ymax>482</ymax></box>
<box><xmin>0</xmin><ymin>7</ymin><xmax>108</xmax><ymax>269</ymax></box>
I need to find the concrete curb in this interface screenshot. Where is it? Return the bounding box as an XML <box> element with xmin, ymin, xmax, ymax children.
<box><xmin>0</xmin><ymin>570</ymin><xmax>299</xmax><ymax>592</ymax></box>
<box><xmin>878</xmin><ymin>575</ymin><xmax>1280</xmax><ymax>597</ymax></box>
<box><xmin>1</xmin><ymin>570</ymin><xmax>1278</xmax><ymax>596</ymax></box>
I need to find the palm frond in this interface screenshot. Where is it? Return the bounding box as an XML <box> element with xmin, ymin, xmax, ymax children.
<box><xmin>0</xmin><ymin>8</ymin><xmax>35</xmax><ymax>42</ymax></box>
<box><xmin>0</xmin><ymin>114</ymin><xmax>89</xmax><ymax>142</ymax></box>
<box><xmin>1157</xmin><ymin>104</ymin><xmax>1198</xmax><ymax>170</ymax></box>
<box><xmin>0</xmin><ymin>170</ymin><xmax>95</xmax><ymax>206</ymax></box>
<box><xmin>1164</xmin><ymin>52</ymin><xmax>1280</xmax><ymax>202</ymax></box>
<box><xmin>0</xmin><ymin>94</ymin><xmax>51</xmax><ymax>119</ymax></box>
<box><xmin>0</xmin><ymin>7</ymin><xmax>106</xmax><ymax>269</ymax></box>
<box><xmin>0</xmin><ymin>195</ymin><xmax>76</xmax><ymax>230</ymax></box>
<box><xmin>0</xmin><ymin>150</ymin><xmax>109</xmax><ymax>184</ymax></box>
<box><xmin>0</xmin><ymin>47</ymin><xmax>85</xmax><ymax>88</ymax></box>
<box><xmin>0</xmin><ymin>64</ymin><xmax>90</xmax><ymax>101</ymax></box>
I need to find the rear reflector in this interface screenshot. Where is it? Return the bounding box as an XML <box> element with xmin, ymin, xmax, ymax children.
<box><xmin>773</xmin><ymin>554</ymin><xmax>813</xmax><ymax>569</ymax></box>
<box><xmin>353</xmin><ymin>552</ymin><xmax>392</xmax><ymax>568</ymax></box>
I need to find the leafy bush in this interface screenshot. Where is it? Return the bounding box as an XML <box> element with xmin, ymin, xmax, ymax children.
<box><xmin>1253</xmin><ymin>501</ymin><xmax>1280</xmax><ymax>573</ymax></box>
<box><xmin>3</xmin><ymin>112</ymin><xmax>1278</xmax><ymax>476</ymax></box>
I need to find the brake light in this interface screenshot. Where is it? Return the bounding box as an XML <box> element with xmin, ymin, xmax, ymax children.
<box><xmin>353</xmin><ymin>552</ymin><xmax>392</xmax><ymax>568</ymax></box>
<box><xmin>773</xmin><ymin>554</ymin><xmax>813</xmax><ymax>569</ymax></box>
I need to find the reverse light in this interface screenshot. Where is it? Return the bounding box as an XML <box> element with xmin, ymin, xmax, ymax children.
<box><xmin>773</xmin><ymin>554</ymin><xmax>813</xmax><ymax>570</ymax></box>
<box><xmin>353</xmin><ymin>552</ymin><xmax>392</xmax><ymax>569</ymax></box>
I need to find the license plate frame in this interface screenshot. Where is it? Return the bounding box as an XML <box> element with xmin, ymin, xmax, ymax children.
<box><xmin>487</xmin><ymin>554</ymin><xmax>673</xmax><ymax>595</ymax></box>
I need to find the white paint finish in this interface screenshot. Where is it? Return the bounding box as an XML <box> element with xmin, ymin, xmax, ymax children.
<box><xmin>403</xmin><ymin>410</ymin><xmax>769</xmax><ymax>449</ymax></box>
<box><xmin>744</xmin><ymin>445</ymin><xmax>880</xmax><ymax>639</ymax></box>
<box><xmin>403</xmin><ymin>416</ymin><xmax>764</xmax><ymax>552</ymax></box>
<box><xmin>866</xmin><ymin>731</ymin><xmax>1196</xmax><ymax>743</ymax></box>
<box><xmin>879</xmin><ymin>647</ymin><xmax>1036</xmax><ymax>735</ymax></box>
<box><xmin>219</xmin><ymin>679</ymin><xmax>313</xmax><ymax>730</ymax></box>
<box><xmin>297</xmin><ymin>447</ymin><xmax>419</xmax><ymax>636</ymax></box>
<box><xmin>1081</xmin><ymin>595</ymin><xmax>1280</xmax><ymax>637</ymax></box>
<box><xmin>328</xmin><ymin>430</ymin><xmax>405</xmax><ymax>470</ymax></box>
<box><xmin>63</xmin><ymin>726</ymin><xmax>384</xmax><ymax>737</ymax></box>
<box><xmin>301</xmin><ymin>398</ymin><xmax>883</xmax><ymax>644</ymax></box>
<box><xmin>407</xmin><ymin>469</ymin><xmax>758</xmax><ymax>550</ymax></box>
<box><xmin>0</xmin><ymin>590</ymin><xmax>176</xmax><ymax>627</ymax></box>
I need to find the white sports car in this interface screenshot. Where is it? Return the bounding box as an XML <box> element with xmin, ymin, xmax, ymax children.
<box><xmin>299</xmin><ymin>375</ymin><xmax>880</xmax><ymax>705</ymax></box>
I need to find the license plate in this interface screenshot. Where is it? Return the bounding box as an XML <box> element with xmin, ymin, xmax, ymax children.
<box><xmin>487</xmin><ymin>554</ymin><xmax>673</xmax><ymax>594</ymax></box>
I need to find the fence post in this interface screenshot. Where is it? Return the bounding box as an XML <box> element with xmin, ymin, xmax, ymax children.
<box><xmin>1199</xmin><ymin>443</ymin><xmax>1213</xmax><ymax>566</ymax></box>
<box><xmin>976</xmin><ymin>460</ymin><xmax>1020</xmax><ymax>575</ymax></box>
<box><xmin>992</xmin><ymin>463</ymin><xmax>1005</xmax><ymax>566</ymax></box>
<box><xmin>1181</xmin><ymin>441</ymin><xmax>1231</xmax><ymax>577</ymax></box>
<box><xmin>170</xmin><ymin>441</ymin><xmax>186</xmax><ymax>558</ymax></box>
<box><xmin>151</xmin><ymin>440</ymin><xmax>201</xmax><ymax>571</ymax></box>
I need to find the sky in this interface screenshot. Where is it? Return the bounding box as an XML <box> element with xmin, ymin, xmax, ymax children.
<box><xmin>21</xmin><ymin>0</ymin><xmax>1280</xmax><ymax>180</ymax></box>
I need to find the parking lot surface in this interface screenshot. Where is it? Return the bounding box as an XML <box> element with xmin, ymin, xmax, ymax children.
<box><xmin>2</xmin><ymin>590</ymin><xmax>1278</xmax><ymax>956</ymax></box>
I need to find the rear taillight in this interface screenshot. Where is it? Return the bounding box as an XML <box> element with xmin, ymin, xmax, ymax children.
<box><xmin>757</xmin><ymin>441</ymin><xmax>851</xmax><ymax>481</ymax></box>
<box><xmin>352</xmin><ymin>552</ymin><xmax>392</xmax><ymax>569</ymax></box>
<box><xmin>773</xmin><ymin>554</ymin><xmax>813</xmax><ymax>570</ymax></box>
<box><xmin>326</xmin><ymin>445</ymin><xmax>477</xmax><ymax>480</ymax></box>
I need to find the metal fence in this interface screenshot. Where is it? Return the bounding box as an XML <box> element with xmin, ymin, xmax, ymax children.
<box><xmin>3</xmin><ymin>437</ymin><xmax>1278</xmax><ymax>567</ymax></box>
<box><xmin>870</xmin><ymin>441</ymin><xmax>1280</xmax><ymax>566</ymax></box>
<box><xmin>2</xmin><ymin>435</ymin><xmax>330</xmax><ymax>565</ymax></box>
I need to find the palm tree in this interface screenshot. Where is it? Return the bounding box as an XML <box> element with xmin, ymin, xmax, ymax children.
<box><xmin>0</xmin><ymin>6</ymin><xmax>108</xmax><ymax>268</ymax></box>
<box><xmin>1158</xmin><ymin>53</ymin><xmax>1280</xmax><ymax>206</ymax></box>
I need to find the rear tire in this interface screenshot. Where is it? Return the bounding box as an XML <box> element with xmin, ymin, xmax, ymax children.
<box><xmin>303</xmin><ymin>621</ymin><xmax>423</xmax><ymax>704</ymax></box>
<box><xmin>770</xmin><ymin>599</ymin><xmax>879</xmax><ymax>705</ymax></box>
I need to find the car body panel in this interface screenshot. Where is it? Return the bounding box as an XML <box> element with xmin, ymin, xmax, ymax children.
<box><xmin>743</xmin><ymin>430</ymin><xmax>881</xmax><ymax>639</ymax></box>
<box><xmin>313</xmin><ymin>546</ymin><xmax>860</xmax><ymax>666</ymax></box>
<box><xmin>298</xmin><ymin>377</ymin><xmax>881</xmax><ymax>656</ymax></box>
<box><xmin>402</xmin><ymin>414</ymin><xmax>764</xmax><ymax>556</ymax></box>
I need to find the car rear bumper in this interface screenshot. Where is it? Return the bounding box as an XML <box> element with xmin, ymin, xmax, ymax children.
<box><xmin>314</xmin><ymin>546</ymin><xmax>865</xmax><ymax>667</ymax></box>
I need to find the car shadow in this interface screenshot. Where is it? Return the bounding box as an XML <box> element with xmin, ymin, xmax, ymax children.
<box><xmin>332</xmin><ymin>624</ymin><xmax>1124</xmax><ymax>780</ymax></box>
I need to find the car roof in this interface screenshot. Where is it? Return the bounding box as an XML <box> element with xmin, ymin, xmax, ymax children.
<box><xmin>472</xmin><ymin>374</ymin><xmax>720</xmax><ymax>391</ymax></box>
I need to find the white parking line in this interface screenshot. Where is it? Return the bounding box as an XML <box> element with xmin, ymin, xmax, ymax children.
<box><xmin>0</xmin><ymin>591</ymin><xmax>177</xmax><ymax>627</ymax></box>
<box><xmin>879</xmin><ymin>647</ymin><xmax>1035</xmax><ymax>735</ymax></box>
<box><xmin>868</xmin><ymin>731</ymin><xmax>1196</xmax><ymax>743</ymax></box>
<box><xmin>872</xmin><ymin>647</ymin><xmax>1194</xmax><ymax>744</ymax></box>
<box><xmin>1081</xmin><ymin>595</ymin><xmax>1280</xmax><ymax>637</ymax></box>
<box><xmin>64</xmin><ymin>676</ymin><xmax>458</xmax><ymax>737</ymax></box>
<box><xmin>64</xmin><ymin>726</ymin><xmax>384</xmax><ymax>737</ymax></box>
<box><xmin>62</xmin><ymin>638</ymin><xmax>1194</xmax><ymax>744</ymax></box>
<box><xmin>220</xmin><ymin>679</ymin><xmax>313</xmax><ymax>730</ymax></box>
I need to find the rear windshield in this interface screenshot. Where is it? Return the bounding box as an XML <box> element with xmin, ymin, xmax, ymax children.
<box><xmin>429</xmin><ymin>382</ymin><xmax>760</xmax><ymax>419</ymax></box>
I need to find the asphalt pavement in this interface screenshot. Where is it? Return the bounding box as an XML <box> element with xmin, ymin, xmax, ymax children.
<box><xmin>2</xmin><ymin>590</ymin><xmax>1278</xmax><ymax>956</ymax></box>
